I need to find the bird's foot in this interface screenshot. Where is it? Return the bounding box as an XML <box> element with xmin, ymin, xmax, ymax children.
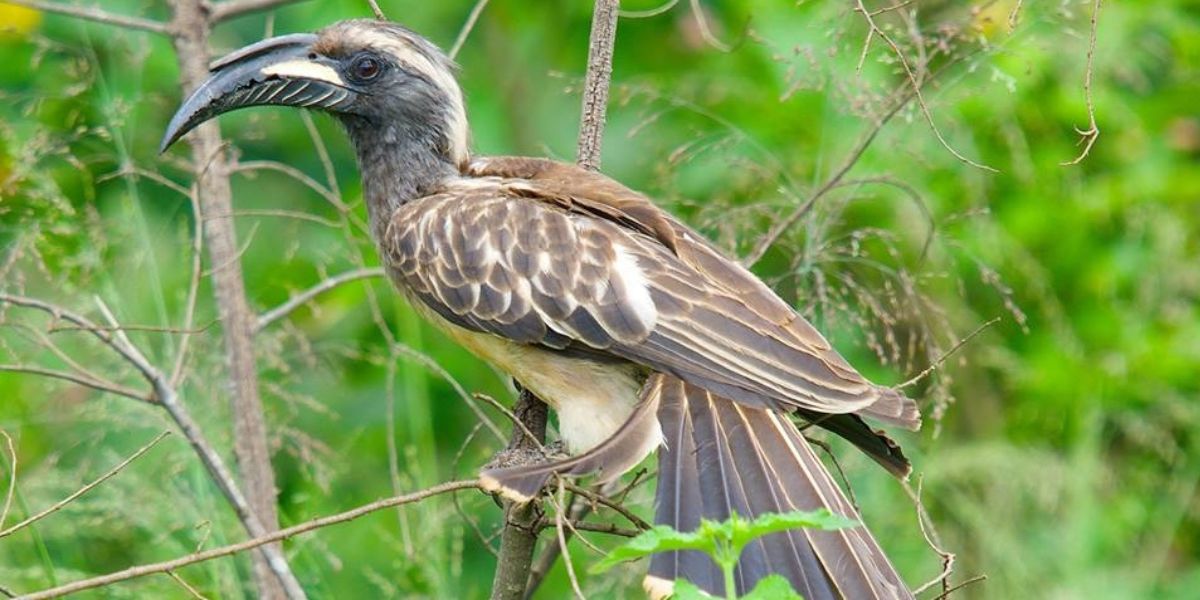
<box><xmin>483</xmin><ymin>440</ymin><xmax>567</xmax><ymax>471</ymax></box>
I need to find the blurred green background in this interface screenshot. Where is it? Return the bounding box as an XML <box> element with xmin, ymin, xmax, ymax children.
<box><xmin>0</xmin><ymin>0</ymin><xmax>1197</xmax><ymax>598</ymax></box>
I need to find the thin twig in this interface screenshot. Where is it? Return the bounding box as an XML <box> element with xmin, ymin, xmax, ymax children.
<box><xmin>19</xmin><ymin>481</ymin><xmax>481</xmax><ymax>600</ymax></box>
<box><xmin>553</xmin><ymin>480</ymin><xmax>586</xmax><ymax>600</ymax></box>
<box><xmin>254</xmin><ymin>267</ymin><xmax>386</xmax><ymax>332</ymax></box>
<box><xmin>1062</xmin><ymin>0</ymin><xmax>1103</xmax><ymax>166</ymax></box>
<box><xmin>619</xmin><ymin>0</ymin><xmax>679</xmax><ymax>19</ymax></box>
<box><xmin>904</xmin><ymin>476</ymin><xmax>954</xmax><ymax>596</ymax></box>
<box><xmin>898</xmin><ymin>317</ymin><xmax>1000</xmax><ymax>389</ymax></box>
<box><xmin>854</xmin><ymin>0</ymin><xmax>997</xmax><ymax>173</ymax></box>
<box><xmin>0</xmin><ymin>365</ymin><xmax>151</xmax><ymax>403</ymax></box>
<box><xmin>576</xmin><ymin>0</ymin><xmax>621</xmax><ymax>171</ymax></box>
<box><xmin>0</xmin><ymin>431</ymin><xmax>15</xmax><ymax>531</ymax></box>
<box><xmin>932</xmin><ymin>574</ymin><xmax>988</xmax><ymax>600</ymax></box>
<box><xmin>562</xmin><ymin>482</ymin><xmax>652</xmax><ymax>531</ymax></box>
<box><xmin>365</xmin><ymin>0</ymin><xmax>385</xmax><ymax>20</ymax></box>
<box><xmin>210</xmin><ymin>0</ymin><xmax>312</xmax><ymax>23</ymax></box>
<box><xmin>449</xmin><ymin>0</ymin><xmax>490</xmax><ymax>59</ymax></box>
<box><xmin>165</xmin><ymin>571</ymin><xmax>209</xmax><ymax>600</ymax></box>
<box><xmin>0</xmin><ymin>431</ymin><xmax>170</xmax><ymax>539</ymax></box>
<box><xmin>0</xmin><ymin>0</ymin><xmax>169</xmax><ymax>34</ymax></box>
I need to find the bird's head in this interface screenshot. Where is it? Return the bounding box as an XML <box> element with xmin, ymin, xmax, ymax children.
<box><xmin>161</xmin><ymin>19</ymin><xmax>469</xmax><ymax>168</ymax></box>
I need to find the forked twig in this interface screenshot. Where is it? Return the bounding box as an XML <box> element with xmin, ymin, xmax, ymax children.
<box><xmin>1062</xmin><ymin>0</ymin><xmax>1103</xmax><ymax>166</ymax></box>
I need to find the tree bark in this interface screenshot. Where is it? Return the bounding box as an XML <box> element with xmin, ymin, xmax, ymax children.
<box><xmin>489</xmin><ymin>390</ymin><xmax>549</xmax><ymax>600</ymax></box>
<box><xmin>166</xmin><ymin>2</ymin><xmax>286</xmax><ymax>597</ymax></box>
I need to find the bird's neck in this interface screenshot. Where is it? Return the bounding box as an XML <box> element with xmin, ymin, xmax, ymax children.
<box><xmin>346</xmin><ymin>120</ymin><xmax>462</xmax><ymax>241</ymax></box>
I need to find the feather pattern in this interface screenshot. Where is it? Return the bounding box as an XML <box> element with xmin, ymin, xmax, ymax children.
<box><xmin>382</xmin><ymin>160</ymin><xmax>919</xmax><ymax>433</ymax></box>
<box><xmin>648</xmin><ymin>379</ymin><xmax>913</xmax><ymax>599</ymax></box>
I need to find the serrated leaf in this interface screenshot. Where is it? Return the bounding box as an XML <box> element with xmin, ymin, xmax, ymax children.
<box><xmin>730</xmin><ymin>509</ymin><xmax>858</xmax><ymax>550</ymax></box>
<box><xmin>741</xmin><ymin>574</ymin><xmax>805</xmax><ymax>600</ymax></box>
<box><xmin>590</xmin><ymin>525</ymin><xmax>714</xmax><ymax>573</ymax></box>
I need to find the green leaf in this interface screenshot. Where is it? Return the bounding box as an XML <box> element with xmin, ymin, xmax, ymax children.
<box><xmin>741</xmin><ymin>575</ymin><xmax>805</xmax><ymax>600</ymax></box>
<box><xmin>673</xmin><ymin>579</ymin><xmax>719</xmax><ymax>599</ymax></box>
<box><xmin>590</xmin><ymin>526</ymin><xmax>715</xmax><ymax>573</ymax></box>
<box><xmin>730</xmin><ymin>509</ymin><xmax>858</xmax><ymax>551</ymax></box>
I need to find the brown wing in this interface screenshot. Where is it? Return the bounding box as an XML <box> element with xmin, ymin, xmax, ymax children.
<box><xmin>466</xmin><ymin>157</ymin><xmax>918</xmax><ymax>427</ymax></box>
<box><xmin>385</xmin><ymin>168</ymin><xmax>916</xmax><ymax>424</ymax></box>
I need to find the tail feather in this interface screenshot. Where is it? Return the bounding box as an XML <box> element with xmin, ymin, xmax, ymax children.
<box><xmin>648</xmin><ymin>377</ymin><xmax>913</xmax><ymax>599</ymax></box>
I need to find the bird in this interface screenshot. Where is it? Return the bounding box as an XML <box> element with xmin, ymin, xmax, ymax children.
<box><xmin>161</xmin><ymin>19</ymin><xmax>920</xmax><ymax>600</ymax></box>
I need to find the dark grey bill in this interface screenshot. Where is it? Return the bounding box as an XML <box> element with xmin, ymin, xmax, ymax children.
<box><xmin>160</xmin><ymin>33</ymin><xmax>354</xmax><ymax>153</ymax></box>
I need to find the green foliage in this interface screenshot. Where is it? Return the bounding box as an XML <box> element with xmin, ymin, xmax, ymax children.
<box><xmin>0</xmin><ymin>0</ymin><xmax>1197</xmax><ymax>598</ymax></box>
<box><xmin>593</xmin><ymin>510</ymin><xmax>854</xmax><ymax>599</ymax></box>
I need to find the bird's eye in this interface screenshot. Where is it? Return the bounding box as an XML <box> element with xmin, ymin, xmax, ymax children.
<box><xmin>349</xmin><ymin>55</ymin><xmax>383</xmax><ymax>82</ymax></box>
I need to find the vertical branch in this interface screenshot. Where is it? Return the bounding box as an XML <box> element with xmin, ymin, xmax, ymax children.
<box><xmin>489</xmin><ymin>390</ymin><xmax>549</xmax><ymax>600</ymax></box>
<box><xmin>491</xmin><ymin>3</ymin><xmax>623</xmax><ymax>597</ymax></box>
<box><xmin>164</xmin><ymin>1</ymin><xmax>298</xmax><ymax>597</ymax></box>
<box><xmin>576</xmin><ymin>0</ymin><xmax>621</xmax><ymax>171</ymax></box>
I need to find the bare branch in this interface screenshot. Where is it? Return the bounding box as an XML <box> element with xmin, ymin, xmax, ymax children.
<box><xmin>904</xmin><ymin>477</ymin><xmax>956</xmax><ymax>596</ymax></box>
<box><xmin>0</xmin><ymin>431</ymin><xmax>15</xmax><ymax>532</ymax></box>
<box><xmin>365</xmin><ymin>0</ymin><xmax>385</xmax><ymax>20</ymax></box>
<box><xmin>449</xmin><ymin>0</ymin><xmax>491</xmax><ymax>59</ymax></box>
<box><xmin>0</xmin><ymin>0</ymin><xmax>169</xmax><ymax>34</ymax></box>
<box><xmin>254</xmin><ymin>267</ymin><xmax>387</xmax><ymax>332</ymax></box>
<box><xmin>210</xmin><ymin>0</ymin><xmax>312</xmax><ymax>23</ymax></box>
<box><xmin>164</xmin><ymin>1</ymin><xmax>293</xmax><ymax>593</ymax></box>
<box><xmin>0</xmin><ymin>291</ymin><xmax>302</xmax><ymax>598</ymax></box>
<box><xmin>19</xmin><ymin>480</ymin><xmax>481</xmax><ymax>600</ymax></box>
<box><xmin>1062</xmin><ymin>0</ymin><xmax>1103</xmax><ymax>166</ymax></box>
<box><xmin>576</xmin><ymin>0</ymin><xmax>620</xmax><ymax>171</ymax></box>
<box><xmin>0</xmin><ymin>431</ymin><xmax>170</xmax><ymax>540</ymax></box>
<box><xmin>619</xmin><ymin>0</ymin><xmax>679</xmax><ymax>19</ymax></box>
<box><xmin>0</xmin><ymin>365</ymin><xmax>151</xmax><ymax>403</ymax></box>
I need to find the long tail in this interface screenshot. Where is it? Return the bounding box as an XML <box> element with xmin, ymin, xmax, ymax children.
<box><xmin>647</xmin><ymin>377</ymin><xmax>914</xmax><ymax>600</ymax></box>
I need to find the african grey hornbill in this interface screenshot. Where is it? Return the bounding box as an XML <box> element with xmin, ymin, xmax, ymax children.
<box><xmin>162</xmin><ymin>19</ymin><xmax>920</xmax><ymax>599</ymax></box>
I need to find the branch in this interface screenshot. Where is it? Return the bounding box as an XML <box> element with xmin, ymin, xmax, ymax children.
<box><xmin>0</xmin><ymin>431</ymin><xmax>170</xmax><ymax>540</ymax></box>
<box><xmin>854</xmin><ymin>0</ymin><xmax>997</xmax><ymax>173</ymax></box>
<box><xmin>0</xmin><ymin>292</ymin><xmax>303</xmax><ymax>599</ymax></box>
<box><xmin>19</xmin><ymin>480</ymin><xmax>481</xmax><ymax>600</ymax></box>
<box><xmin>165</xmin><ymin>1</ymin><xmax>292</xmax><ymax>595</ymax></box>
<box><xmin>210</xmin><ymin>0</ymin><xmax>312</xmax><ymax>23</ymax></box>
<box><xmin>576</xmin><ymin>0</ymin><xmax>621</xmax><ymax>171</ymax></box>
<box><xmin>0</xmin><ymin>431</ymin><xmax>15</xmax><ymax>532</ymax></box>
<box><xmin>449</xmin><ymin>0</ymin><xmax>491</xmax><ymax>59</ymax></box>
<box><xmin>254</xmin><ymin>267</ymin><xmax>386</xmax><ymax>332</ymax></box>
<box><xmin>744</xmin><ymin>40</ymin><xmax>983</xmax><ymax>265</ymax></box>
<box><xmin>0</xmin><ymin>365</ymin><xmax>151</xmax><ymax>403</ymax></box>
<box><xmin>1062</xmin><ymin>0</ymin><xmax>1103</xmax><ymax>166</ymax></box>
<box><xmin>0</xmin><ymin>0</ymin><xmax>169</xmax><ymax>34</ymax></box>
<box><xmin>489</xmin><ymin>390</ymin><xmax>549</xmax><ymax>600</ymax></box>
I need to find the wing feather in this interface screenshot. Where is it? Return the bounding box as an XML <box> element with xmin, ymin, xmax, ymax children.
<box><xmin>383</xmin><ymin>171</ymin><xmax>918</xmax><ymax>425</ymax></box>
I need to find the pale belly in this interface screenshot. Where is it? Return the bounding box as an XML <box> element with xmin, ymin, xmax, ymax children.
<box><xmin>410</xmin><ymin>301</ymin><xmax>659</xmax><ymax>458</ymax></box>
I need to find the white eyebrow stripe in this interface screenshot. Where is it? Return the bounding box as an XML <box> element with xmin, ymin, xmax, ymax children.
<box><xmin>352</xmin><ymin>30</ymin><xmax>470</xmax><ymax>167</ymax></box>
<box><xmin>261</xmin><ymin>60</ymin><xmax>346</xmax><ymax>86</ymax></box>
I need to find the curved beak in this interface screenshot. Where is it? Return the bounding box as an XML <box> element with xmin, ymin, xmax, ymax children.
<box><xmin>160</xmin><ymin>33</ymin><xmax>356</xmax><ymax>152</ymax></box>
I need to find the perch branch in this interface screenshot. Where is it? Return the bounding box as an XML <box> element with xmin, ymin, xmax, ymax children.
<box><xmin>489</xmin><ymin>390</ymin><xmax>549</xmax><ymax>600</ymax></box>
<box><xmin>576</xmin><ymin>0</ymin><xmax>620</xmax><ymax>171</ymax></box>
